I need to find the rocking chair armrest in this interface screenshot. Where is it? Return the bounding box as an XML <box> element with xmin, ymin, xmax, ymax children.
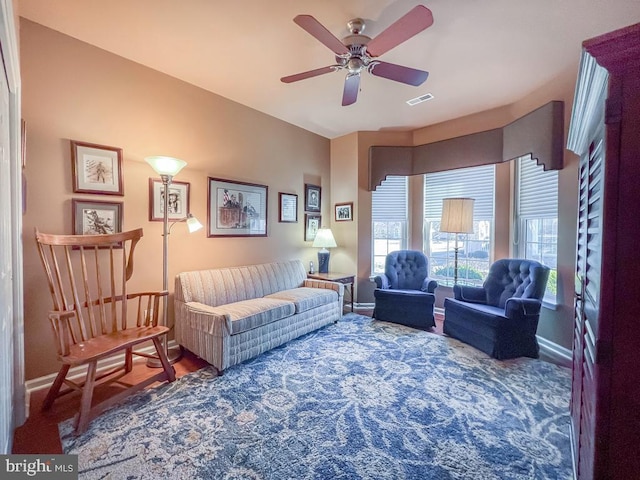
<box><xmin>127</xmin><ymin>290</ymin><xmax>168</xmax><ymax>299</ymax></box>
<box><xmin>48</xmin><ymin>309</ymin><xmax>77</xmax><ymax>357</ymax></box>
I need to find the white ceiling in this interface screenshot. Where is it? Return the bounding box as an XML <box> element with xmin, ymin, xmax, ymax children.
<box><xmin>17</xmin><ymin>0</ymin><xmax>640</xmax><ymax>139</ymax></box>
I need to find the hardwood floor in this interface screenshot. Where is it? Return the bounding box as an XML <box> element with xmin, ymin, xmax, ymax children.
<box><xmin>12</xmin><ymin>310</ymin><xmax>444</xmax><ymax>454</ymax></box>
<box><xmin>12</xmin><ymin>350</ymin><xmax>208</xmax><ymax>454</ymax></box>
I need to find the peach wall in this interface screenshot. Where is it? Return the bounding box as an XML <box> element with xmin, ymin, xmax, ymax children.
<box><xmin>329</xmin><ymin>134</ymin><xmax>358</xmax><ymax>295</ymax></box>
<box><xmin>20</xmin><ymin>19</ymin><xmax>330</xmax><ymax>380</ymax></box>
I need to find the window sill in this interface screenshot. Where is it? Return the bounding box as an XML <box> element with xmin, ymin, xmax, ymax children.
<box><xmin>542</xmin><ymin>300</ymin><xmax>559</xmax><ymax>311</ymax></box>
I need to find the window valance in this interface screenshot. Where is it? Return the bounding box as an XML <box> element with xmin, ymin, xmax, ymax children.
<box><xmin>368</xmin><ymin>101</ymin><xmax>564</xmax><ymax>191</ymax></box>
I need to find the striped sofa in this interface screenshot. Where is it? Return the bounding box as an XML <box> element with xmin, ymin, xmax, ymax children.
<box><xmin>174</xmin><ymin>260</ymin><xmax>344</xmax><ymax>373</ymax></box>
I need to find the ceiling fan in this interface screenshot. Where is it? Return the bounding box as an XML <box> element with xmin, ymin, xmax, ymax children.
<box><xmin>281</xmin><ymin>5</ymin><xmax>434</xmax><ymax>106</ymax></box>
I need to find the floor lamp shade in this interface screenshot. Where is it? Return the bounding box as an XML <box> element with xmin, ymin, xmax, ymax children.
<box><xmin>440</xmin><ymin>198</ymin><xmax>475</xmax><ymax>234</ymax></box>
<box><xmin>145</xmin><ymin>156</ymin><xmax>187</xmax><ymax>177</ymax></box>
<box><xmin>440</xmin><ymin>198</ymin><xmax>475</xmax><ymax>285</ymax></box>
<box><xmin>312</xmin><ymin>228</ymin><xmax>337</xmax><ymax>273</ymax></box>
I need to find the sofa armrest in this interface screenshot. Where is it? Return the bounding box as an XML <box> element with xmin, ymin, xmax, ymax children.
<box><xmin>505</xmin><ymin>297</ymin><xmax>542</xmax><ymax>320</ymax></box>
<box><xmin>373</xmin><ymin>274</ymin><xmax>390</xmax><ymax>289</ymax></box>
<box><xmin>303</xmin><ymin>279</ymin><xmax>344</xmax><ymax>297</ymax></box>
<box><xmin>177</xmin><ymin>301</ymin><xmax>232</xmax><ymax>337</ymax></box>
<box><xmin>453</xmin><ymin>285</ymin><xmax>487</xmax><ymax>304</ymax></box>
<box><xmin>421</xmin><ymin>277</ymin><xmax>438</xmax><ymax>293</ymax></box>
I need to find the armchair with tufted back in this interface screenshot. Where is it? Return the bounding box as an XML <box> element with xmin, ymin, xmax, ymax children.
<box><xmin>373</xmin><ymin>250</ymin><xmax>438</xmax><ymax>329</ymax></box>
<box><xmin>443</xmin><ymin>258</ymin><xmax>550</xmax><ymax>359</ymax></box>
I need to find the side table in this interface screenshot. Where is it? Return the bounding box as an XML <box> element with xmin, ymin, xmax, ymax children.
<box><xmin>307</xmin><ymin>272</ymin><xmax>355</xmax><ymax>312</ymax></box>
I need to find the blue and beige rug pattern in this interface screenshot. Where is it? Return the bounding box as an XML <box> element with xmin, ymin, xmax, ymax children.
<box><xmin>61</xmin><ymin>314</ymin><xmax>573</xmax><ymax>479</ymax></box>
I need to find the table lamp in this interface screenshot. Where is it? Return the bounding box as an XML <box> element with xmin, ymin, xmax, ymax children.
<box><xmin>312</xmin><ymin>227</ymin><xmax>337</xmax><ymax>273</ymax></box>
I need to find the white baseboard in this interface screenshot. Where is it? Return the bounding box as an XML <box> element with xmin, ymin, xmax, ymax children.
<box><xmin>352</xmin><ymin>302</ymin><xmax>374</xmax><ymax>311</ymax></box>
<box><xmin>24</xmin><ymin>340</ymin><xmax>179</xmax><ymax>417</ymax></box>
<box><xmin>537</xmin><ymin>336</ymin><xmax>572</xmax><ymax>368</ymax></box>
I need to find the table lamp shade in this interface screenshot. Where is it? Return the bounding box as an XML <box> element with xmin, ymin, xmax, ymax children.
<box><xmin>312</xmin><ymin>228</ymin><xmax>337</xmax><ymax>273</ymax></box>
<box><xmin>440</xmin><ymin>198</ymin><xmax>475</xmax><ymax>234</ymax></box>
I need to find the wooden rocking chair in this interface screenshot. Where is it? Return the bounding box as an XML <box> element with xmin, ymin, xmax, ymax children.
<box><xmin>35</xmin><ymin>227</ymin><xmax>176</xmax><ymax>434</ymax></box>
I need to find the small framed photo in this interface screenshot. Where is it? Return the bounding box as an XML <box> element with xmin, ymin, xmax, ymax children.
<box><xmin>335</xmin><ymin>202</ymin><xmax>353</xmax><ymax>221</ymax></box>
<box><xmin>305</xmin><ymin>214</ymin><xmax>321</xmax><ymax>242</ymax></box>
<box><xmin>149</xmin><ymin>179</ymin><xmax>190</xmax><ymax>221</ymax></box>
<box><xmin>304</xmin><ymin>184</ymin><xmax>321</xmax><ymax>212</ymax></box>
<box><xmin>279</xmin><ymin>192</ymin><xmax>298</xmax><ymax>223</ymax></box>
<box><xmin>71</xmin><ymin>140</ymin><xmax>124</xmax><ymax>195</ymax></box>
<box><xmin>208</xmin><ymin>177</ymin><xmax>268</xmax><ymax>237</ymax></box>
<box><xmin>72</xmin><ymin>199</ymin><xmax>123</xmax><ymax>236</ymax></box>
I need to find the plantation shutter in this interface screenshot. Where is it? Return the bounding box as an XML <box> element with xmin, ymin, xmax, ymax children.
<box><xmin>517</xmin><ymin>155</ymin><xmax>558</xmax><ymax>218</ymax></box>
<box><xmin>424</xmin><ymin>165</ymin><xmax>495</xmax><ymax>220</ymax></box>
<box><xmin>372</xmin><ymin>176</ymin><xmax>407</xmax><ymax>221</ymax></box>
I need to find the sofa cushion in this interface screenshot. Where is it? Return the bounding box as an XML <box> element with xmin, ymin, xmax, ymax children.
<box><xmin>265</xmin><ymin>287</ymin><xmax>339</xmax><ymax>314</ymax></box>
<box><xmin>208</xmin><ymin>298</ymin><xmax>295</xmax><ymax>335</ymax></box>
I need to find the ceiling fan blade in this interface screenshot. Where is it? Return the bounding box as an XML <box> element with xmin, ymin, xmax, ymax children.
<box><xmin>366</xmin><ymin>5</ymin><xmax>434</xmax><ymax>57</ymax></box>
<box><xmin>369</xmin><ymin>61</ymin><xmax>429</xmax><ymax>86</ymax></box>
<box><xmin>294</xmin><ymin>15</ymin><xmax>350</xmax><ymax>55</ymax></box>
<box><xmin>281</xmin><ymin>66</ymin><xmax>337</xmax><ymax>83</ymax></box>
<box><xmin>342</xmin><ymin>74</ymin><xmax>360</xmax><ymax>106</ymax></box>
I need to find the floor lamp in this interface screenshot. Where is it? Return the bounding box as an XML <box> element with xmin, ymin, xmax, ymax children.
<box><xmin>145</xmin><ymin>156</ymin><xmax>203</xmax><ymax>367</ymax></box>
<box><xmin>440</xmin><ymin>197</ymin><xmax>475</xmax><ymax>285</ymax></box>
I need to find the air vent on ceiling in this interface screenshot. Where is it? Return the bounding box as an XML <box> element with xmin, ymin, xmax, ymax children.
<box><xmin>406</xmin><ymin>93</ymin><xmax>434</xmax><ymax>106</ymax></box>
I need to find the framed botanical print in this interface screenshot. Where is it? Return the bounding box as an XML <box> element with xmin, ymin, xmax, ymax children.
<box><xmin>207</xmin><ymin>177</ymin><xmax>268</xmax><ymax>237</ymax></box>
<box><xmin>304</xmin><ymin>183</ymin><xmax>321</xmax><ymax>212</ymax></box>
<box><xmin>149</xmin><ymin>179</ymin><xmax>190</xmax><ymax>221</ymax></box>
<box><xmin>71</xmin><ymin>140</ymin><xmax>124</xmax><ymax>195</ymax></box>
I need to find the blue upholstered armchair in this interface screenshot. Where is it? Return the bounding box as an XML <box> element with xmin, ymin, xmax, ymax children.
<box><xmin>443</xmin><ymin>258</ymin><xmax>550</xmax><ymax>359</ymax></box>
<box><xmin>373</xmin><ymin>250</ymin><xmax>438</xmax><ymax>329</ymax></box>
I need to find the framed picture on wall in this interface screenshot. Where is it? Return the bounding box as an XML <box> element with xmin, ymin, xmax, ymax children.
<box><xmin>71</xmin><ymin>140</ymin><xmax>124</xmax><ymax>195</ymax></box>
<box><xmin>149</xmin><ymin>179</ymin><xmax>190</xmax><ymax>221</ymax></box>
<box><xmin>207</xmin><ymin>177</ymin><xmax>268</xmax><ymax>237</ymax></box>
<box><xmin>72</xmin><ymin>199</ymin><xmax>123</xmax><ymax>237</ymax></box>
<box><xmin>279</xmin><ymin>192</ymin><xmax>298</xmax><ymax>223</ymax></box>
<box><xmin>335</xmin><ymin>202</ymin><xmax>353</xmax><ymax>221</ymax></box>
<box><xmin>304</xmin><ymin>184</ymin><xmax>321</xmax><ymax>212</ymax></box>
<box><xmin>305</xmin><ymin>214</ymin><xmax>321</xmax><ymax>241</ymax></box>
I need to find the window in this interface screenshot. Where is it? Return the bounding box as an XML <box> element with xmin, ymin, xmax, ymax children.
<box><xmin>424</xmin><ymin>165</ymin><xmax>495</xmax><ymax>286</ymax></box>
<box><xmin>515</xmin><ymin>155</ymin><xmax>558</xmax><ymax>303</ymax></box>
<box><xmin>372</xmin><ymin>176</ymin><xmax>408</xmax><ymax>274</ymax></box>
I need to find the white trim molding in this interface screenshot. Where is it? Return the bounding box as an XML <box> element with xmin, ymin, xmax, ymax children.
<box><xmin>1</xmin><ymin>0</ymin><xmax>23</xmax><ymax>454</ymax></box>
<box><xmin>537</xmin><ymin>335</ymin><xmax>572</xmax><ymax>368</ymax></box>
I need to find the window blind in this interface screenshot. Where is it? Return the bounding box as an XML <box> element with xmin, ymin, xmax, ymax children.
<box><xmin>424</xmin><ymin>165</ymin><xmax>495</xmax><ymax>220</ymax></box>
<box><xmin>517</xmin><ymin>155</ymin><xmax>558</xmax><ymax>217</ymax></box>
<box><xmin>372</xmin><ymin>176</ymin><xmax>408</xmax><ymax>221</ymax></box>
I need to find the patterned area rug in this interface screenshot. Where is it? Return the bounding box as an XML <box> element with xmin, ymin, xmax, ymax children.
<box><xmin>61</xmin><ymin>314</ymin><xmax>573</xmax><ymax>479</ymax></box>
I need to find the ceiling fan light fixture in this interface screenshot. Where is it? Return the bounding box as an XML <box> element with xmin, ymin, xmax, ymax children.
<box><xmin>406</xmin><ymin>93</ymin><xmax>434</xmax><ymax>106</ymax></box>
<box><xmin>283</xmin><ymin>6</ymin><xmax>434</xmax><ymax>105</ymax></box>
